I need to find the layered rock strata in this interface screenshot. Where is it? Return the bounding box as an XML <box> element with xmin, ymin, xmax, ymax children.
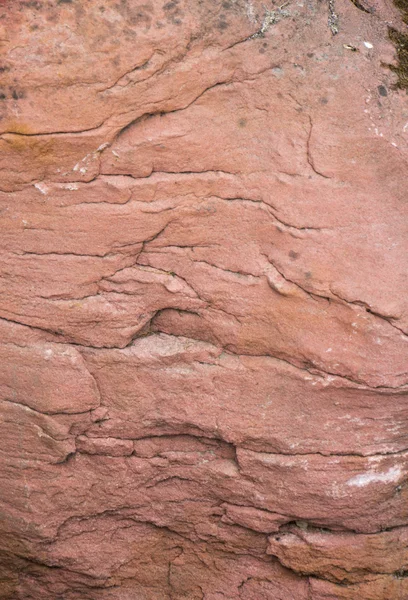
<box><xmin>0</xmin><ymin>0</ymin><xmax>407</xmax><ymax>598</ymax></box>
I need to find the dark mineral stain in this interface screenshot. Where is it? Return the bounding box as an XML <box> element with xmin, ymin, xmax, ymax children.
<box><xmin>123</xmin><ymin>26</ymin><xmax>137</xmax><ymax>37</ymax></box>
<box><xmin>163</xmin><ymin>0</ymin><xmax>183</xmax><ymax>25</ymax></box>
<box><xmin>218</xmin><ymin>18</ymin><xmax>229</xmax><ymax>30</ymax></box>
<box><xmin>11</xmin><ymin>89</ymin><xmax>25</xmax><ymax>100</ymax></box>
<box><xmin>349</xmin><ymin>0</ymin><xmax>371</xmax><ymax>13</ymax></box>
<box><xmin>305</xmin><ymin>271</ymin><xmax>312</xmax><ymax>279</ymax></box>
<box><xmin>378</xmin><ymin>85</ymin><xmax>388</xmax><ymax>96</ymax></box>
<box><xmin>289</xmin><ymin>250</ymin><xmax>299</xmax><ymax>260</ymax></box>
<box><xmin>23</xmin><ymin>1</ymin><xmax>42</xmax><ymax>8</ymax></box>
<box><xmin>238</xmin><ymin>118</ymin><xmax>247</xmax><ymax>127</ymax></box>
<box><xmin>129</xmin><ymin>10</ymin><xmax>153</xmax><ymax>27</ymax></box>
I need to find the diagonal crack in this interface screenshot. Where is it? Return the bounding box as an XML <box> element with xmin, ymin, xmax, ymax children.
<box><xmin>111</xmin><ymin>79</ymin><xmax>233</xmax><ymax>143</ymax></box>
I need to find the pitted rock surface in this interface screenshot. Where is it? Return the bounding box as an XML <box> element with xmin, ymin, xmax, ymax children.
<box><xmin>0</xmin><ymin>0</ymin><xmax>407</xmax><ymax>598</ymax></box>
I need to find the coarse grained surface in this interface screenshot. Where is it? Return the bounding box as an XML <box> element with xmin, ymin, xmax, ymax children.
<box><xmin>0</xmin><ymin>0</ymin><xmax>408</xmax><ymax>598</ymax></box>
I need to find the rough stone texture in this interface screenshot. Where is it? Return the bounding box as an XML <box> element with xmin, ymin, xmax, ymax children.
<box><xmin>0</xmin><ymin>0</ymin><xmax>407</xmax><ymax>598</ymax></box>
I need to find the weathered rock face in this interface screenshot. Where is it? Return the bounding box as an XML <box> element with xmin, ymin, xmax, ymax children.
<box><xmin>1</xmin><ymin>0</ymin><xmax>407</xmax><ymax>598</ymax></box>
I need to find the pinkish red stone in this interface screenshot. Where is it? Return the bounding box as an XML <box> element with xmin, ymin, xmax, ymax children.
<box><xmin>0</xmin><ymin>0</ymin><xmax>408</xmax><ymax>598</ymax></box>
<box><xmin>267</xmin><ymin>525</ymin><xmax>408</xmax><ymax>583</ymax></box>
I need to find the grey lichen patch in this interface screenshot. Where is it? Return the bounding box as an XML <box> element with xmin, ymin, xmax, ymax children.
<box><xmin>328</xmin><ymin>0</ymin><xmax>339</xmax><ymax>35</ymax></box>
<box><xmin>250</xmin><ymin>2</ymin><xmax>290</xmax><ymax>38</ymax></box>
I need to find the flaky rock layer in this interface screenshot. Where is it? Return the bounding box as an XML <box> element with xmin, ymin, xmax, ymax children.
<box><xmin>0</xmin><ymin>0</ymin><xmax>407</xmax><ymax>598</ymax></box>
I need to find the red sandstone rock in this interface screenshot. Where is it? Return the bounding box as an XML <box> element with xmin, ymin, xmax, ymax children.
<box><xmin>267</xmin><ymin>525</ymin><xmax>408</xmax><ymax>582</ymax></box>
<box><xmin>1</xmin><ymin>0</ymin><xmax>407</xmax><ymax>598</ymax></box>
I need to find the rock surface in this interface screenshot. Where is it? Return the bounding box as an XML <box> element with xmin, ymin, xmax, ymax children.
<box><xmin>1</xmin><ymin>0</ymin><xmax>408</xmax><ymax>598</ymax></box>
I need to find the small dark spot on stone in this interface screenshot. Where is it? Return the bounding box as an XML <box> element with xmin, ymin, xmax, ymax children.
<box><xmin>378</xmin><ymin>85</ymin><xmax>388</xmax><ymax>96</ymax></box>
<box><xmin>218</xmin><ymin>19</ymin><xmax>228</xmax><ymax>30</ymax></box>
<box><xmin>24</xmin><ymin>0</ymin><xmax>42</xmax><ymax>8</ymax></box>
<box><xmin>0</xmin><ymin>92</ymin><xmax>6</xmax><ymax>100</ymax></box>
<box><xmin>124</xmin><ymin>26</ymin><xmax>137</xmax><ymax>37</ymax></box>
<box><xmin>320</xmin><ymin>97</ymin><xmax>328</xmax><ymax>104</ymax></box>
<box><xmin>0</xmin><ymin>65</ymin><xmax>9</xmax><ymax>73</ymax></box>
<box><xmin>307</xmin><ymin>52</ymin><xmax>314</xmax><ymax>58</ymax></box>
<box><xmin>57</xmin><ymin>0</ymin><xmax>73</xmax><ymax>3</ymax></box>
<box><xmin>156</xmin><ymin>20</ymin><xmax>165</xmax><ymax>27</ymax></box>
<box><xmin>129</xmin><ymin>9</ymin><xmax>153</xmax><ymax>27</ymax></box>
<box><xmin>263</xmin><ymin>42</ymin><xmax>268</xmax><ymax>47</ymax></box>
<box><xmin>172</xmin><ymin>17</ymin><xmax>182</xmax><ymax>24</ymax></box>
<box><xmin>305</xmin><ymin>271</ymin><xmax>312</xmax><ymax>279</ymax></box>
<box><xmin>99</xmin><ymin>5</ymin><xmax>105</xmax><ymax>11</ymax></box>
<box><xmin>289</xmin><ymin>250</ymin><xmax>299</xmax><ymax>260</ymax></box>
<box><xmin>238</xmin><ymin>118</ymin><xmax>247</xmax><ymax>127</ymax></box>
<box><xmin>222</xmin><ymin>0</ymin><xmax>232</xmax><ymax>8</ymax></box>
<box><xmin>11</xmin><ymin>89</ymin><xmax>25</xmax><ymax>100</ymax></box>
<box><xmin>163</xmin><ymin>1</ymin><xmax>176</xmax><ymax>10</ymax></box>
